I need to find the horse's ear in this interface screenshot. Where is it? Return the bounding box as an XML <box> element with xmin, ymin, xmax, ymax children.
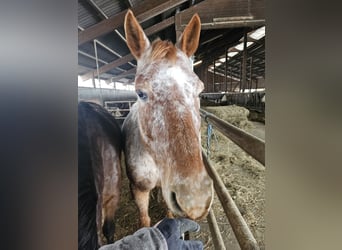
<box><xmin>124</xmin><ymin>10</ymin><xmax>150</xmax><ymax>59</ymax></box>
<box><xmin>177</xmin><ymin>13</ymin><xmax>201</xmax><ymax>57</ymax></box>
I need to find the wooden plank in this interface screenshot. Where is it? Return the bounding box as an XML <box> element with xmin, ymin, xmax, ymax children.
<box><xmin>79</xmin><ymin>0</ymin><xmax>187</xmax><ymax>45</ymax></box>
<box><xmin>144</xmin><ymin>16</ymin><xmax>175</xmax><ymax>37</ymax></box>
<box><xmin>79</xmin><ymin>11</ymin><xmax>126</xmax><ymax>46</ymax></box>
<box><xmin>81</xmin><ymin>16</ymin><xmax>175</xmax><ymax>81</ymax></box>
<box><xmin>200</xmin><ymin>109</ymin><xmax>265</xmax><ymax>165</ymax></box>
<box><xmin>201</xmin><ymin>19</ymin><xmax>265</xmax><ymax>30</ymax></box>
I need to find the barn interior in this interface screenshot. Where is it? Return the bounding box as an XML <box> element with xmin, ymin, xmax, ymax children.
<box><xmin>78</xmin><ymin>0</ymin><xmax>265</xmax><ymax>249</ymax></box>
<box><xmin>78</xmin><ymin>0</ymin><xmax>265</xmax><ymax>110</ymax></box>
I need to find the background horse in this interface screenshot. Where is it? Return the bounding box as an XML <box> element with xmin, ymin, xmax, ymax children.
<box><xmin>78</xmin><ymin>101</ymin><xmax>122</xmax><ymax>249</ymax></box>
<box><xmin>122</xmin><ymin>10</ymin><xmax>213</xmax><ymax>227</ymax></box>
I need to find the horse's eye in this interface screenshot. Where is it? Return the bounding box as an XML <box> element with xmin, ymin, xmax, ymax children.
<box><xmin>136</xmin><ymin>89</ymin><xmax>148</xmax><ymax>101</ymax></box>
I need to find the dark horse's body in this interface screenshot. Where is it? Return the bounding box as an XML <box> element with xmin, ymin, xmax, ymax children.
<box><xmin>78</xmin><ymin>101</ymin><xmax>123</xmax><ymax>249</ymax></box>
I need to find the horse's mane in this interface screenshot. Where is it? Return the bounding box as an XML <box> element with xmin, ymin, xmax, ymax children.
<box><xmin>150</xmin><ymin>39</ymin><xmax>177</xmax><ymax>62</ymax></box>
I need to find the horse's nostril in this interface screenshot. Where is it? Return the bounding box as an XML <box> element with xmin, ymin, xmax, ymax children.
<box><xmin>170</xmin><ymin>191</ymin><xmax>183</xmax><ymax>214</ymax></box>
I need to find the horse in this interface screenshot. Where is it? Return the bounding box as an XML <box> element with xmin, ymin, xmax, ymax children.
<box><xmin>78</xmin><ymin>101</ymin><xmax>122</xmax><ymax>249</ymax></box>
<box><xmin>122</xmin><ymin>10</ymin><xmax>214</xmax><ymax>227</ymax></box>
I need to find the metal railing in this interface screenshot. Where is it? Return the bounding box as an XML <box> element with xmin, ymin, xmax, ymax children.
<box><xmin>201</xmin><ymin>108</ymin><xmax>265</xmax><ymax>250</ymax></box>
<box><xmin>104</xmin><ymin>100</ymin><xmax>136</xmax><ymax>120</ymax></box>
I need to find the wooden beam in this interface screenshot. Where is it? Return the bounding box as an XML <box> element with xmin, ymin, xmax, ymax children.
<box><xmin>201</xmin><ymin>19</ymin><xmax>265</xmax><ymax>29</ymax></box>
<box><xmin>108</xmin><ymin>68</ymin><xmax>136</xmax><ymax>82</ymax></box>
<box><xmin>144</xmin><ymin>16</ymin><xmax>175</xmax><ymax>36</ymax></box>
<box><xmin>197</xmin><ymin>28</ymin><xmax>246</xmax><ymax>63</ymax></box>
<box><xmin>79</xmin><ymin>11</ymin><xmax>126</xmax><ymax>45</ymax></box>
<box><xmin>79</xmin><ymin>0</ymin><xmax>187</xmax><ymax>45</ymax></box>
<box><xmin>176</xmin><ymin>0</ymin><xmax>265</xmax><ymax>32</ymax></box>
<box><xmin>81</xmin><ymin>16</ymin><xmax>175</xmax><ymax>81</ymax></box>
<box><xmin>241</xmin><ymin>30</ymin><xmax>247</xmax><ymax>92</ymax></box>
<box><xmin>81</xmin><ymin>54</ymin><xmax>134</xmax><ymax>81</ymax></box>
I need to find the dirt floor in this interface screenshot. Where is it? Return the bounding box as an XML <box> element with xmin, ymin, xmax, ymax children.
<box><xmin>113</xmin><ymin>105</ymin><xmax>265</xmax><ymax>250</ymax></box>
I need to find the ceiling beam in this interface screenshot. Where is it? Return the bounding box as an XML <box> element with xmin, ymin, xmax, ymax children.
<box><xmin>81</xmin><ymin>54</ymin><xmax>134</xmax><ymax>81</ymax></box>
<box><xmin>81</xmin><ymin>3</ymin><xmax>136</xmax><ymax>68</ymax></box>
<box><xmin>79</xmin><ymin>0</ymin><xmax>188</xmax><ymax>45</ymax></box>
<box><xmin>81</xmin><ymin>16</ymin><xmax>175</xmax><ymax>81</ymax></box>
<box><xmin>106</xmin><ymin>68</ymin><xmax>137</xmax><ymax>83</ymax></box>
<box><xmin>197</xmin><ymin>28</ymin><xmax>247</xmax><ymax>63</ymax></box>
<box><xmin>175</xmin><ymin>0</ymin><xmax>265</xmax><ymax>32</ymax></box>
<box><xmin>224</xmin><ymin>38</ymin><xmax>265</xmax><ymax>62</ymax></box>
<box><xmin>205</xmin><ymin>35</ymin><xmax>265</xmax><ymax>72</ymax></box>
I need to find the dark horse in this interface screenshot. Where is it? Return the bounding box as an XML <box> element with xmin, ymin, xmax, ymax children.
<box><xmin>78</xmin><ymin>101</ymin><xmax>123</xmax><ymax>249</ymax></box>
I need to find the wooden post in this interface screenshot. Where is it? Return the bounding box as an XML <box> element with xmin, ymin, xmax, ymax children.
<box><xmin>242</xmin><ymin>30</ymin><xmax>247</xmax><ymax>93</ymax></box>
<box><xmin>204</xmin><ymin>63</ymin><xmax>208</xmax><ymax>92</ymax></box>
<box><xmin>249</xmin><ymin>57</ymin><xmax>253</xmax><ymax>93</ymax></box>
<box><xmin>239</xmin><ymin>62</ymin><xmax>242</xmax><ymax>92</ymax></box>
<box><xmin>256</xmin><ymin>78</ymin><xmax>259</xmax><ymax>91</ymax></box>
<box><xmin>225</xmin><ymin>48</ymin><xmax>228</xmax><ymax>93</ymax></box>
<box><xmin>92</xmin><ymin>72</ymin><xmax>96</xmax><ymax>88</ymax></box>
<box><xmin>230</xmin><ymin>66</ymin><xmax>233</xmax><ymax>92</ymax></box>
<box><xmin>213</xmin><ymin>59</ymin><xmax>216</xmax><ymax>92</ymax></box>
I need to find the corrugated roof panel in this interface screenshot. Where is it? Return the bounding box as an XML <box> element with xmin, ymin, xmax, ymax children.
<box><xmin>97</xmin><ymin>32</ymin><xmax>131</xmax><ymax>57</ymax></box>
<box><xmin>95</xmin><ymin>0</ymin><xmax>126</xmax><ymax>17</ymax></box>
<box><xmin>78</xmin><ymin>53</ymin><xmax>106</xmax><ymax>69</ymax></box>
<box><xmin>78</xmin><ymin>1</ymin><xmax>99</xmax><ymax>28</ymax></box>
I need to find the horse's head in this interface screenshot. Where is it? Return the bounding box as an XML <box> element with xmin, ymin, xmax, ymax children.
<box><xmin>124</xmin><ymin>10</ymin><xmax>213</xmax><ymax>220</ymax></box>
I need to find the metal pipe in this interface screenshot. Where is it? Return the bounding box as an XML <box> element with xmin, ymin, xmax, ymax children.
<box><xmin>78</xmin><ymin>50</ymin><xmax>108</xmax><ymax>64</ymax></box>
<box><xmin>202</xmin><ymin>151</ymin><xmax>260</xmax><ymax>250</ymax></box>
<box><xmin>200</xmin><ymin>109</ymin><xmax>265</xmax><ymax>165</ymax></box>
<box><xmin>207</xmin><ymin>209</ymin><xmax>226</xmax><ymax>250</ymax></box>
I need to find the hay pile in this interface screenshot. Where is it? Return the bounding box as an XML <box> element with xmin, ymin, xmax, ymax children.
<box><xmin>203</xmin><ymin>105</ymin><xmax>253</xmax><ymax>130</ymax></box>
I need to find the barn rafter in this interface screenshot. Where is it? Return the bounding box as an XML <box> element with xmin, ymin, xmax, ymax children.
<box><xmin>78</xmin><ymin>0</ymin><xmax>265</xmax><ymax>93</ymax></box>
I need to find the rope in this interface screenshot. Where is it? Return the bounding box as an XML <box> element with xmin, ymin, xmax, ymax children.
<box><xmin>206</xmin><ymin>117</ymin><xmax>220</xmax><ymax>158</ymax></box>
<box><xmin>207</xmin><ymin>123</ymin><xmax>213</xmax><ymax>158</ymax></box>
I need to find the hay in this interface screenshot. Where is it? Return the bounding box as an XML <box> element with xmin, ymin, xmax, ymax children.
<box><xmin>203</xmin><ymin>105</ymin><xmax>253</xmax><ymax>130</ymax></box>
